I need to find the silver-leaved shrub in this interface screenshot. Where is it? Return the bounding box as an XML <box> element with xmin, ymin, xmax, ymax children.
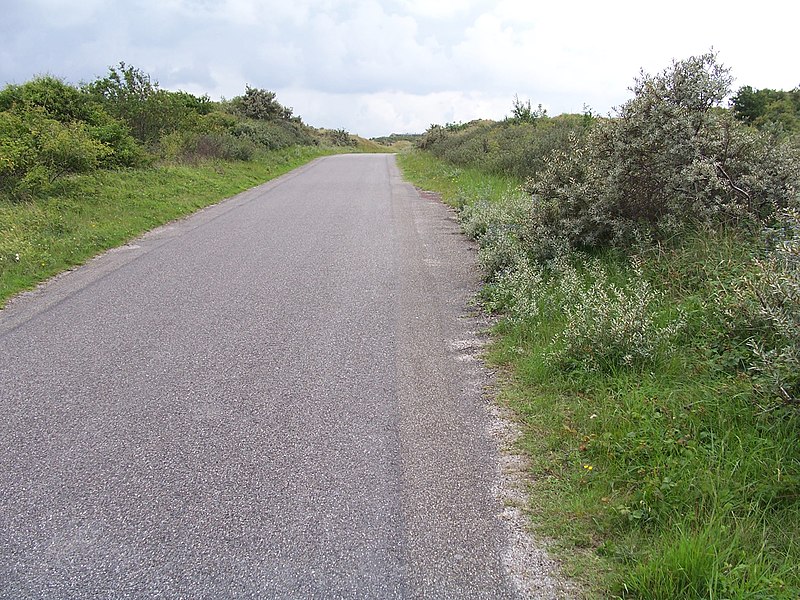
<box><xmin>459</xmin><ymin>193</ymin><xmax>532</xmax><ymax>277</ymax></box>
<box><xmin>747</xmin><ymin>207</ymin><xmax>800</xmax><ymax>402</ymax></box>
<box><xmin>546</xmin><ymin>255</ymin><xmax>684</xmax><ymax>371</ymax></box>
<box><xmin>526</xmin><ymin>52</ymin><xmax>800</xmax><ymax>248</ymax></box>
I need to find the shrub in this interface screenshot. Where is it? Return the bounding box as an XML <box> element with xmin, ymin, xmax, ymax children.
<box><xmin>232</xmin><ymin>119</ymin><xmax>315</xmax><ymax>151</ymax></box>
<box><xmin>0</xmin><ymin>76</ymin><xmax>144</xmax><ymax>168</ymax></box>
<box><xmin>746</xmin><ymin>207</ymin><xmax>800</xmax><ymax>403</ymax></box>
<box><xmin>230</xmin><ymin>86</ymin><xmax>293</xmax><ymax>121</ymax></box>
<box><xmin>482</xmin><ymin>258</ymin><xmax>545</xmax><ymax>319</ymax></box>
<box><xmin>732</xmin><ymin>85</ymin><xmax>800</xmax><ymax>134</ymax></box>
<box><xmin>37</xmin><ymin>118</ymin><xmax>111</xmax><ymax>177</ymax></box>
<box><xmin>527</xmin><ymin>52</ymin><xmax>800</xmax><ymax>249</ymax></box>
<box><xmin>84</xmin><ymin>105</ymin><xmax>147</xmax><ymax>167</ymax></box>
<box><xmin>0</xmin><ymin>76</ymin><xmax>92</xmax><ymax>122</ymax></box>
<box><xmin>159</xmin><ymin>130</ymin><xmax>256</xmax><ymax>163</ymax></box>
<box><xmin>318</xmin><ymin>128</ymin><xmax>357</xmax><ymax>147</ymax></box>
<box><xmin>547</xmin><ymin>255</ymin><xmax>684</xmax><ymax>371</ymax></box>
<box><xmin>194</xmin><ymin>110</ymin><xmax>239</xmax><ymax>134</ymax></box>
<box><xmin>417</xmin><ymin>109</ymin><xmax>589</xmax><ymax>181</ymax></box>
<box><xmin>459</xmin><ymin>193</ymin><xmax>533</xmax><ymax>276</ymax></box>
<box><xmin>477</xmin><ymin>249</ymin><xmax>684</xmax><ymax>371</ymax></box>
<box><xmin>509</xmin><ymin>95</ymin><xmax>547</xmax><ymax>124</ymax></box>
<box><xmin>491</xmin><ymin>115</ymin><xmax>587</xmax><ymax>180</ymax></box>
<box><xmin>84</xmin><ymin>63</ymin><xmax>198</xmax><ymax>144</ymax></box>
<box><xmin>0</xmin><ymin>108</ymin><xmax>111</xmax><ymax>199</ymax></box>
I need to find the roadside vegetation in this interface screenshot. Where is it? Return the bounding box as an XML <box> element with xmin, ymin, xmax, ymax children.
<box><xmin>399</xmin><ymin>52</ymin><xmax>800</xmax><ymax>599</ymax></box>
<box><xmin>0</xmin><ymin>63</ymin><xmax>384</xmax><ymax>306</ymax></box>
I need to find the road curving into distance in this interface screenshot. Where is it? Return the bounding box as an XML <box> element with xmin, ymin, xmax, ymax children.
<box><xmin>0</xmin><ymin>154</ymin><xmax>530</xmax><ymax>598</ymax></box>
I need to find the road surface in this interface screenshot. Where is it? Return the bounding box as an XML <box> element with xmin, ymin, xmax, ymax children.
<box><xmin>0</xmin><ymin>154</ymin><xmax>522</xmax><ymax>598</ymax></box>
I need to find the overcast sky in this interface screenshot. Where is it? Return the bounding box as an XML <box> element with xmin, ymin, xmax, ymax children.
<box><xmin>2</xmin><ymin>0</ymin><xmax>798</xmax><ymax>137</ymax></box>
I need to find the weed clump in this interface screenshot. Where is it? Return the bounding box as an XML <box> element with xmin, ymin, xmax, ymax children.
<box><xmin>547</xmin><ymin>256</ymin><xmax>684</xmax><ymax>371</ymax></box>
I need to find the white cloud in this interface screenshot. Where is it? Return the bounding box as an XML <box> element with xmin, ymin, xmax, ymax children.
<box><xmin>279</xmin><ymin>88</ymin><xmax>512</xmax><ymax>137</ymax></box>
<box><xmin>1</xmin><ymin>0</ymin><xmax>798</xmax><ymax>136</ymax></box>
<box><xmin>393</xmin><ymin>0</ymin><xmax>481</xmax><ymax>19</ymax></box>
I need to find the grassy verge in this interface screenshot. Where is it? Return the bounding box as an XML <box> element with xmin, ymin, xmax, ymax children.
<box><xmin>396</xmin><ymin>148</ymin><xmax>519</xmax><ymax>206</ymax></box>
<box><xmin>398</xmin><ymin>149</ymin><xmax>800</xmax><ymax>599</ymax></box>
<box><xmin>0</xmin><ymin>146</ymin><xmax>339</xmax><ymax>307</ymax></box>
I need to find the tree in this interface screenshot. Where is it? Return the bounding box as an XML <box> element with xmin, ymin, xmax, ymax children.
<box><xmin>510</xmin><ymin>95</ymin><xmax>547</xmax><ymax>124</ymax></box>
<box><xmin>731</xmin><ymin>85</ymin><xmax>800</xmax><ymax>133</ymax></box>
<box><xmin>231</xmin><ymin>86</ymin><xmax>291</xmax><ymax>121</ymax></box>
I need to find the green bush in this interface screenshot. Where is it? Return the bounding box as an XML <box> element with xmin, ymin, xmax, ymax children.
<box><xmin>547</xmin><ymin>255</ymin><xmax>684</xmax><ymax>371</ymax></box>
<box><xmin>84</xmin><ymin>106</ymin><xmax>147</xmax><ymax>167</ymax></box>
<box><xmin>490</xmin><ymin>116</ymin><xmax>586</xmax><ymax>179</ymax></box>
<box><xmin>159</xmin><ymin>130</ymin><xmax>256</xmax><ymax>163</ymax></box>
<box><xmin>0</xmin><ymin>108</ymin><xmax>111</xmax><ymax>199</ymax></box>
<box><xmin>318</xmin><ymin>128</ymin><xmax>357</xmax><ymax>147</ymax></box>
<box><xmin>528</xmin><ymin>53</ymin><xmax>800</xmax><ymax>249</ymax></box>
<box><xmin>192</xmin><ymin>110</ymin><xmax>239</xmax><ymax>134</ymax></box>
<box><xmin>230</xmin><ymin>85</ymin><xmax>294</xmax><ymax>121</ymax></box>
<box><xmin>0</xmin><ymin>75</ymin><xmax>144</xmax><ymax>169</ymax></box>
<box><xmin>732</xmin><ymin>85</ymin><xmax>800</xmax><ymax>134</ymax></box>
<box><xmin>84</xmin><ymin>63</ymin><xmax>198</xmax><ymax>144</ymax></box>
<box><xmin>479</xmin><ymin>249</ymin><xmax>684</xmax><ymax>372</ymax></box>
<box><xmin>418</xmin><ymin>109</ymin><xmax>590</xmax><ymax>181</ymax></box>
<box><xmin>459</xmin><ymin>193</ymin><xmax>533</xmax><ymax>276</ymax></box>
<box><xmin>650</xmin><ymin>216</ymin><xmax>800</xmax><ymax>407</ymax></box>
<box><xmin>232</xmin><ymin>119</ymin><xmax>316</xmax><ymax>151</ymax></box>
<box><xmin>0</xmin><ymin>76</ymin><xmax>92</xmax><ymax>122</ymax></box>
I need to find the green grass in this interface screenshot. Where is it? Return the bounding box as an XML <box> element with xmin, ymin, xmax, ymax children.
<box><xmin>0</xmin><ymin>146</ymin><xmax>339</xmax><ymax>307</ymax></box>
<box><xmin>396</xmin><ymin>149</ymin><xmax>520</xmax><ymax>207</ymax></box>
<box><xmin>399</xmin><ymin>148</ymin><xmax>800</xmax><ymax>599</ymax></box>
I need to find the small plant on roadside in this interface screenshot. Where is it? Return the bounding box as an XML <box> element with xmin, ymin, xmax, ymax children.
<box><xmin>485</xmin><ymin>259</ymin><xmax>546</xmax><ymax>319</ymax></box>
<box><xmin>459</xmin><ymin>193</ymin><xmax>533</xmax><ymax>277</ymax></box>
<box><xmin>746</xmin><ymin>207</ymin><xmax>800</xmax><ymax>404</ymax></box>
<box><xmin>547</xmin><ymin>255</ymin><xmax>684</xmax><ymax>371</ymax></box>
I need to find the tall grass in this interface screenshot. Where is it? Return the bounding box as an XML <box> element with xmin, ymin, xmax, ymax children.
<box><xmin>396</xmin><ymin>149</ymin><xmax>519</xmax><ymax>207</ymax></box>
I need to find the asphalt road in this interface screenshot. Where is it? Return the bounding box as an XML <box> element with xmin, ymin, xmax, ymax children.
<box><xmin>0</xmin><ymin>154</ymin><xmax>520</xmax><ymax>598</ymax></box>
